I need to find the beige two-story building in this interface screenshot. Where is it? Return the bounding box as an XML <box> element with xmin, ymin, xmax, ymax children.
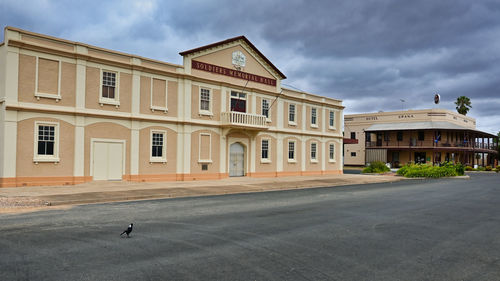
<box><xmin>344</xmin><ymin>109</ymin><xmax>498</xmax><ymax>167</ymax></box>
<box><xmin>0</xmin><ymin>27</ymin><xmax>344</xmax><ymax>187</ymax></box>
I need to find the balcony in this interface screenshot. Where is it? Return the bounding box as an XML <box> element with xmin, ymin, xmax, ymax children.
<box><xmin>221</xmin><ymin>111</ymin><xmax>269</xmax><ymax>130</ymax></box>
<box><xmin>365</xmin><ymin>140</ymin><xmax>498</xmax><ymax>152</ymax></box>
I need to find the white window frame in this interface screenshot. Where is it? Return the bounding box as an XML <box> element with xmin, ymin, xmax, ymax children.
<box><xmin>33</xmin><ymin>121</ymin><xmax>60</xmax><ymax>163</ymax></box>
<box><xmin>198</xmin><ymin>133</ymin><xmax>212</xmax><ymax>163</ymax></box>
<box><xmin>260</xmin><ymin>138</ymin><xmax>271</xmax><ymax>163</ymax></box>
<box><xmin>310</xmin><ymin>141</ymin><xmax>318</xmax><ymax>163</ymax></box>
<box><xmin>150</xmin><ymin>130</ymin><xmax>167</xmax><ymax>163</ymax></box>
<box><xmin>150</xmin><ymin>77</ymin><xmax>168</xmax><ymax>113</ymax></box>
<box><xmin>199</xmin><ymin>88</ymin><xmax>213</xmax><ymax>116</ymax></box>
<box><xmin>288</xmin><ymin>104</ymin><xmax>297</xmax><ymax>126</ymax></box>
<box><xmin>288</xmin><ymin>140</ymin><xmax>297</xmax><ymax>163</ymax></box>
<box><xmin>35</xmin><ymin>57</ymin><xmax>62</xmax><ymax>101</ymax></box>
<box><xmin>230</xmin><ymin>91</ymin><xmax>247</xmax><ymax>113</ymax></box>
<box><xmin>329</xmin><ymin>143</ymin><xmax>336</xmax><ymax>163</ymax></box>
<box><xmin>329</xmin><ymin>110</ymin><xmax>336</xmax><ymax>129</ymax></box>
<box><xmin>311</xmin><ymin>107</ymin><xmax>318</xmax><ymax>128</ymax></box>
<box><xmin>262</xmin><ymin>98</ymin><xmax>271</xmax><ymax>122</ymax></box>
<box><xmin>99</xmin><ymin>69</ymin><xmax>120</xmax><ymax>107</ymax></box>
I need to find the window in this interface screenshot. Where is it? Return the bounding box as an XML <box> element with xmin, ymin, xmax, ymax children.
<box><xmin>150</xmin><ymin>131</ymin><xmax>166</xmax><ymax>162</ymax></box>
<box><xmin>262</xmin><ymin>99</ymin><xmax>270</xmax><ymax>118</ymax></box>
<box><xmin>230</xmin><ymin>91</ymin><xmax>247</xmax><ymax>112</ymax></box>
<box><xmin>329</xmin><ymin>111</ymin><xmax>335</xmax><ymax>127</ymax></box>
<box><xmin>351</xmin><ymin>152</ymin><xmax>356</xmax><ymax>157</ymax></box>
<box><xmin>100</xmin><ymin>70</ymin><xmax>120</xmax><ymax>106</ymax></box>
<box><xmin>384</xmin><ymin>132</ymin><xmax>390</xmax><ymax>141</ymax></box>
<box><xmin>366</xmin><ymin>133</ymin><xmax>371</xmax><ymax>142</ymax></box>
<box><xmin>310</xmin><ymin>142</ymin><xmax>317</xmax><ymax>161</ymax></box>
<box><xmin>351</xmin><ymin>132</ymin><xmax>356</xmax><ymax>139</ymax></box>
<box><xmin>288</xmin><ymin>141</ymin><xmax>296</xmax><ymax>160</ymax></box>
<box><xmin>102</xmin><ymin>71</ymin><xmax>116</xmax><ymax>99</ymax></box>
<box><xmin>261</xmin><ymin>139</ymin><xmax>269</xmax><ymax>160</ymax></box>
<box><xmin>397</xmin><ymin>131</ymin><xmax>403</xmax><ymax>141</ymax></box>
<box><xmin>311</xmin><ymin>108</ymin><xmax>317</xmax><ymax>126</ymax></box>
<box><xmin>329</xmin><ymin>143</ymin><xmax>335</xmax><ymax>161</ymax></box>
<box><xmin>418</xmin><ymin>131</ymin><xmax>425</xmax><ymax>141</ymax></box>
<box><xmin>200</xmin><ymin>88</ymin><xmax>211</xmax><ymax>112</ymax></box>
<box><xmin>34</xmin><ymin>122</ymin><xmax>59</xmax><ymax>162</ymax></box>
<box><xmin>289</xmin><ymin>104</ymin><xmax>296</xmax><ymax>123</ymax></box>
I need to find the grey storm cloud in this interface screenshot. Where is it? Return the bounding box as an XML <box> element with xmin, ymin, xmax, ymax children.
<box><xmin>0</xmin><ymin>0</ymin><xmax>499</xmax><ymax>133</ymax></box>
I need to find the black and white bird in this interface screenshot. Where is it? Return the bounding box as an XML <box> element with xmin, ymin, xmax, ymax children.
<box><xmin>120</xmin><ymin>223</ymin><xmax>133</xmax><ymax>238</ymax></box>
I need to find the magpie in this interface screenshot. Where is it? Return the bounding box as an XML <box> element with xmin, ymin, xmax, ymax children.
<box><xmin>120</xmin><ymin>223</ymin><xmax>133</xmax><ymax>238</ymax></box>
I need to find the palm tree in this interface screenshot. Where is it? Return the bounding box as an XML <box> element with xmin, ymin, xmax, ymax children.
<box><xmin>455</xmin><ymin>96</ymin><xmax>472</xmax><ymax>115</ymax></box>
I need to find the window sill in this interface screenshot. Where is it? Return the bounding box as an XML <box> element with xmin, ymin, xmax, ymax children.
<box><xmin>199</xmin><ymin>110</ymin><xmax>213</xmax><ymax>117</ymax></box>
<box><xmin>149</xmin><ymin>159</ymin><xmax>167</xmax><ymax>164</ymax></box>
<box><xmin>33</xmin><ymin>157</ymin><xmax>60</xmax><ymax>164</ymax></box>
<box><xmin>35</xmin><ymin>92</ymin><xmax>61</xmax><ymax>102</ymax></box>
<box><xmin>198</xmin><ymin>159</ymin><xmax>213</xmax><ymax>164</ymax></box>
<box><xmin>99</xmin><ymin>98</ymin><xmax>120</xmax><ymax>108</ymax></box>
<box><xmin>328</xmin><ymin>126</ymin><xmax>336</xmax><ymax>130</ymax></box>
<box><xmin>329</xmin><ymin>159</ymin><xmax>336</xmax><ymax>163</ymax></box>
<box><xmin>310</xmin><ymin>159</ymin><xmax>318</xmax><ymax>163</ymax></box>
<box><xmin>288</xmin><ymin>121</ymin><xmax>297</xmax><ymax>126</ymax></box>
<box><xmin>287</xmin><ymin>159</ymin><xmax>297</xmax><ymax>163</ymax></box>
<box><xmin>150</xmin><ymin>106</ymin><xmax>168</xmax><ymax>113</ymax></box>
<box><xmin>260</xmin><ymin>159</ymin><xmax>271</xmax><ymax>164</ymax></box>
<box><xmin>310</xmin><ymin>124</ymin><xmax>318</xmax><ymax>128</ymax></box>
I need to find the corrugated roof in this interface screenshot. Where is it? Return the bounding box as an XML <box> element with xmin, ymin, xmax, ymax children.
<box><xmin>365</xmin><ymin>121</ymin><xmax>497</xmax><ymax>137</ymax></box>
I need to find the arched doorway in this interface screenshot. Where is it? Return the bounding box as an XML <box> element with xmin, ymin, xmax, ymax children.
<box><xmin>229</xmin><ymin>142</ymin><xmax>245</xmax><ymax>177</ymax></box>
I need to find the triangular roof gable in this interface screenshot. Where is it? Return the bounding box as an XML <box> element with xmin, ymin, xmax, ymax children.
<box><xmin>179</xmin><ymin>36</ymin><xmax>286</xmax><ymax>79</ymax></box>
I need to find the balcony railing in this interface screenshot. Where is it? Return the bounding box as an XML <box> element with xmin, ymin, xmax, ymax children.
<box><xmin>366</xmin><ymin>140</ymin><xmax>498</xmax><ymax>151</ymax></box>
<box><xmin>221</xmin><ymin>111</ymin><xmax>269</xmax><ymax>129</ymax></box>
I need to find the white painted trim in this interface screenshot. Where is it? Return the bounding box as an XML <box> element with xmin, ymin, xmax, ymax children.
<box><xmin>287</xmin><ymin>139</ymin><xmax>296</xmax><ymax>161</ymax></box>
<box><xmin>328</xmin><ymin>142</ymin><xmax>336</xmax><ymax>163</ymax></box>
<box><xmin>260</xmin><ymin>137</ymin><xmax>271</xmax><ymax>162</ymax></box>
<box><xmin>198</xmin><ymin>133</ymin><xmax>212</xmax><ymax>162</ymax></box>
<box><xmin>35</xmin><ymin>57</ymin><xmax>62</xmax><ymax>101</ymax></box>
<box><xmin>288</xmin><ymin>103</ymin><xmax>296</xmax><ymax>124</ymax></box>
<box><xmin>310</xmin><ymin>141</ymin><xmax>318</xmax><ymax>161</ymax></box>
<box><xmin>89</xmin><ymin>138</ymin><xmax>126</xmax><ymax>177</ymax></box>
<box><xmin>150</xmin><ymin>130</ymin><xmax>167</xmax><ymax>163</ymax></box>
<box><xmin>33</xmin><ymin>121</ymin><xmax>60</xmax><ymax>163</ymax></box>
<box><xmin>99</xmin><ymin>69</ymin><xmax>120</xmax><ymax>107</ymax></box>
<box><xmin>150</xmin><ymin>77</ymin><xmax>168</xmax><ymax>113</ymax></box>
<box><xmin>199</xmin><ymin>87</ymin><xmax>213</xmax><ymax>116</ymax></box>
<box><xmin>311</xmin><ymin>107</ymin><xmax>318</xmax><ymax>127</ymax></box>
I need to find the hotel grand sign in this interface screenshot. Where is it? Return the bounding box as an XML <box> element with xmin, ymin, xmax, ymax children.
<box><xmin>192</xmin><ymin>60</ymin><xmax>277</xmax><ymax>86</ymax></box>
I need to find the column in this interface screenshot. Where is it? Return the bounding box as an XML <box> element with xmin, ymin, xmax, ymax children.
<box><xmin>73</xmin><ymin>116</ymin><xmax>85</xmax><ymax>181</ymax></box>
<box><xmin>0</xmin><ymin>111</ymin><xmax>17</xmax><ymax>183</ymax></box>
<box><xmin>277</xmin><ymin>134</ymin><xmax>283</xmax><ymax>173</ymax></box>
<box><xmin>130</xmin><ymin>121</ymin><xmax>140</xmax><ymax>179</ymax></box>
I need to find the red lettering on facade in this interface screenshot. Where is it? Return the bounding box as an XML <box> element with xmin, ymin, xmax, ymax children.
<box><xmin>192</xmin><ymin>60</ymin><xmax>276</xmax><ymax>86</ymax></box>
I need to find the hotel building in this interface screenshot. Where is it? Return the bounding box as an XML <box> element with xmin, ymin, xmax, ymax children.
<box><xmin>344</xmin><ymin>109</ymin><xmax>498</xmax><ymax>167</ymax></box>
<box><xmin>0</xmin><ymin>27</ymin><xmax>344</xmax><ymax>187</ymax></box>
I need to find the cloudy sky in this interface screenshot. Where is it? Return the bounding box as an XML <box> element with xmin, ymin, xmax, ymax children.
<box><xmin>1</xmin><ymin>0</ymin><xmax>499</xmax><ymax>134</ymax></box>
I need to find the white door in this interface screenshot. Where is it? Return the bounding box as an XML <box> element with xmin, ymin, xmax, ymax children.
<box><xmin>93</xmin><ymin>142</ymin><xmax>123</xmax><ymax>180</ymax></box>
<box><xmin>229</xmin><ymin>143</ymin><xmax>245</xmax><ymax>177</ymax></box>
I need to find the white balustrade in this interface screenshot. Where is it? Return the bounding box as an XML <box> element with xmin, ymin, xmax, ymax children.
<box><xmin>221</xmin><ymin>111</ymin><xmax>269</xmax><ymax>129</ymax></box>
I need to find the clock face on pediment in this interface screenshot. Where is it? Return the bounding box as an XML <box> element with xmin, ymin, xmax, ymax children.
<box><xmin>232</xmin><ymin>51</ymin><xmax>246</xmax><ymax>68</ymax></box>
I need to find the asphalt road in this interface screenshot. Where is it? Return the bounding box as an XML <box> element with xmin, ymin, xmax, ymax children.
<box><xmin>1</xmin><ymin>173</ymin><xmax>500</xmax><ymax>281</ymax></box>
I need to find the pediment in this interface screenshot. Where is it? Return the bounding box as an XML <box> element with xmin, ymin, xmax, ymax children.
<box><xmin>180</xmin><ymin>36</ymin><xmax>286</xmax><ymax>83</ymax></box>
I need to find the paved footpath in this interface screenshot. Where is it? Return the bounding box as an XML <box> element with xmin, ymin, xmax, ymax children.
<box><xmin>0</xmin><ymin>173</ymin><xmax>405</xmax><ymax>213</ymax></box>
